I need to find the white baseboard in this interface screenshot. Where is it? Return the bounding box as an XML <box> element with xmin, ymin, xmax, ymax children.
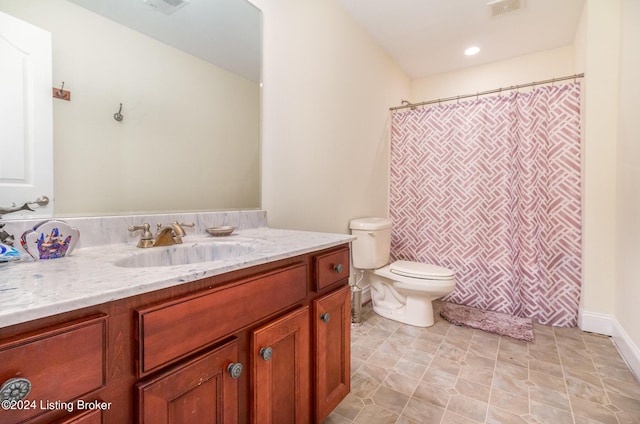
<box><xmin>578</xmin><ymin>308</ymin><xmax>614</xmax><ymax>336</ymax></box>
<box><xmin>611</xmin><ymin>319</ymin><xmax>640</xmax><ymax>381</ymax></box>
<box><xmin>579</xmin><ymin>308</ymin><xmax>640</xmax><ymax>381</ymax></box>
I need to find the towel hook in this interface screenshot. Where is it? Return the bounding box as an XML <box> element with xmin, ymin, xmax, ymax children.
<box><xmin>57</xmin><ymin>82</ymin><xmax>65</xmax><ymax>96</ymax></box>
<box><xmin>113</xmin><ymin>103</ymin><xmax>124</xmax><ymax>122</ymax></box>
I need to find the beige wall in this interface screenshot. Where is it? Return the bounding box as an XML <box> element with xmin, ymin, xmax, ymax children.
<box><xmin>615</xmin><ymin>0</ymin><xmax>640</xmax><ymax>356</ymax></box>
<box><xmin>0</xmin><ymin>0</ymin><xmax>261</xmax><ymax>216</ymax></box>
<box><xmin>250</xmin><ymin>0</ymin><xmax>410</xmax><ymax>234</ymax></box>
<box><xmin>411</xmin><ymin>46</ymin><xmax>575</xmax><ymax>102</ymax></box>
<box><xmin>579</xmin><ymin>0</ymin><xmax>621</xmax><ymax>321</ymax></box>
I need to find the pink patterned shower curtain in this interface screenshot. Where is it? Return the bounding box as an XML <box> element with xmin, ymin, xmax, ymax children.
<box><xmin>390</xmin><ymin>83</ymin><xmax>582</xmax><ymax>326</ymax></box>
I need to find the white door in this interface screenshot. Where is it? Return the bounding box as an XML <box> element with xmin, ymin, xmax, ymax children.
<box><xmin>0</xmin><ymin>10</ymin><xmax>53</xmax><ymax>219</ymax></box>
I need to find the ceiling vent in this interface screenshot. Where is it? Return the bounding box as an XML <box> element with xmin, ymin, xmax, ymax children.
<box><xmin>487</xmin><ymin>0</ymin><xmax>525</xmax><ymax>17</ymax></box>
<box><xmin>141</xmin><ymin>0</ymin><xmax>188</xmax><ymax>15</ymax></box>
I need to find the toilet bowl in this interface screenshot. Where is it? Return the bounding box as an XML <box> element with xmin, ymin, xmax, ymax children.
<box><xmin>349</xmin><ymin>217</ymin><xmax>456</xmax><ymax>327</ymax></box>
<box><xmin>371</xmin><ymin>260</ymin><xmax>456</xmax><ymax>327</ymax></box>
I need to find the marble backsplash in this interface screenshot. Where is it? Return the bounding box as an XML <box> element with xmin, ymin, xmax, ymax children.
<box><xmin>0</xmin><ymin>210</ymin><xmax>267</xmax><ymax>254</ymax></box>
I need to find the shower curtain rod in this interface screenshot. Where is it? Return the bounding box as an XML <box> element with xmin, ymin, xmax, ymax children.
<box><xmin>390</xmin><ymin>72</ymin><xmax>585</xmax><ymax>111</ymax></box>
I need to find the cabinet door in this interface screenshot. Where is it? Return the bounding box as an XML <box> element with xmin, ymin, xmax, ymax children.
<box><xmin>251</xmin><ymin>306</ymin><xmax>310</xmax><ymax>424</ymax></box>
<box><xmin>313</xmin><ymin>285</ymin><xmax>351</xmax><ymax>422</ymax></box>
<box><xmin>136</xmin><ymin>339</ymin><xmax>241</xmax><ymax>424</ymax></box>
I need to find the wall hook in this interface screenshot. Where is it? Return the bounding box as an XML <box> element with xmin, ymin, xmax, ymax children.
<box><xmin>114</xmin><ymin>103</ymin><xmax>124</xmax><ymax>122</ymax></box>
<box><xmin>52</xmin><ymin>81</ymin><xmax>71</xmax><ymax>101</ymax></box>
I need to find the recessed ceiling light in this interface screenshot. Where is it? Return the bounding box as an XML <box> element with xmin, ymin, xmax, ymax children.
<box><xmin>465</xmin><ymin>46</ymin><xmax>480</xmax><ymax>56</ymax></box>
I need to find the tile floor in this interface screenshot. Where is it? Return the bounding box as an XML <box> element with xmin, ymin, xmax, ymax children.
<box><xmin>324</xmin><ymin>301</ymin><xmax>640</xmax><ymax>424</ymax></box>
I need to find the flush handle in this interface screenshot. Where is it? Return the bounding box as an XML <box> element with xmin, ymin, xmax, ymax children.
<box><xmin>259</xmin><ymin>347</ymin><xmax>273</xmax><ymax>361</ymax></box>
<box><xmin>333</xmin><ymin>264</ymin><xmax>343</xmax><ymax>274</ymax></box>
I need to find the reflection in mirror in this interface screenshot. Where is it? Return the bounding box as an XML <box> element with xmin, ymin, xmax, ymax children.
<box><xmin>0</xmin><ymin>0</ymin><xmax>261</xmax><ymax>217</ymax></box>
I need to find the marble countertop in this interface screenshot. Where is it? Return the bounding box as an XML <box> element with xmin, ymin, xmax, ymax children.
<box><xmin>0</xmin><ymin>227</ymin><xmax>354</xmax><ymax>328</ymax></box>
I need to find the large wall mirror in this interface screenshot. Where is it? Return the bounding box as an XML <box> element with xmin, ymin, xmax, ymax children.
<box><xmin>0</xmin><ymin>0</ymin><xmax>261</xmax><ymax>217</ymax></box>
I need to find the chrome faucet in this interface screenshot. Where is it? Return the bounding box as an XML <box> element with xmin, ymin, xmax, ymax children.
<box><xmin>128</xmin><ymin>221</ymin><xmax>194</xmax><ymax>248</ymax></box>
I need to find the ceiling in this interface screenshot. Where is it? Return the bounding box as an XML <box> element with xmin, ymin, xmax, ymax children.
<box><xmin>66</xmin><ymin>0</ymin><xmax>586</xmax><ymax>83</ymax></box>
<box><xmin>335</xmin><ymin>0</ymin><xmax>586</xmax><ymax>79</ymax></box>
<box><xmin>68</xmin><ymin>0</ymin><xmax>261</xmax><ymax>82</ymax></box>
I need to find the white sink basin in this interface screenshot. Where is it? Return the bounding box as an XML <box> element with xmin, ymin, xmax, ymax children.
<box><xmin>115</xmin><ymin>241</ymin><xmax>254</xmax><ymax>268</ymax></box>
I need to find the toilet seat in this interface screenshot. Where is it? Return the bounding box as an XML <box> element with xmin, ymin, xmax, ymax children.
<box><xmin>389</xmin><ymin>260</ymin><xmax>454</xmax><ymax>280</ymax></box>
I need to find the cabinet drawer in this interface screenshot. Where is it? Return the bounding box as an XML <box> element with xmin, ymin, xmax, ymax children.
<box><xmin>315</xmin><ymin>247</ymin><xmax>350</xmax><ymax>291</ymax></box>
<box><xmin>137</xmin><ymin>263</ymin><xmax>307</xmax><ymax>375</ymax></box>
<box><xmin>0</xmin><ymin>315</ymin><xmax>107</xmax><ymax>424</ymax></box>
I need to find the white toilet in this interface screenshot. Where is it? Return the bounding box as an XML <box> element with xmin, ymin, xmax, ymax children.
<box><xmin>350</xmin><ymin>217</ymin><xmax>456</xmax><ymax>327</ymax></box>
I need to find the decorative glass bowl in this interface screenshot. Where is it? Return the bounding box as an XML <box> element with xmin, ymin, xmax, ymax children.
<box><xmin>21</xmin><ymin>220</ymin><xmax>79</xmax><ymax>260</ymax></box>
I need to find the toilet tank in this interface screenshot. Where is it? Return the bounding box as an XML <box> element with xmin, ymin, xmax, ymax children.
<box><xmin>349</xmin><ymin>217</ymin><xmax>392</xmax><ymax>269</ymax></box>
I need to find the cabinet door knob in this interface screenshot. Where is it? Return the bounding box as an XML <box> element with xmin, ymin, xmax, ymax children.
<box><xmin>227</xmin><ymin>363</ymin><xmax>243</xmax><ymax>379</ymax></box>
<box><xmin>333</xmin><ymin>263</ymin><xmax>343</xmax><ymax>274</ymax></box>
<box><xmin>259</xmin><ymin>347</ymin><xmax>273</xmax><ymax>361</ymax></box>
<box><xmin>320</xmin><ymin>313</ymin><xmax>331</xmax><ymax>323</ymax></box>
<box><xmin>0</xmin><ymin>378</ymin><xmax>32</xmax><ymax>402</ymax></box>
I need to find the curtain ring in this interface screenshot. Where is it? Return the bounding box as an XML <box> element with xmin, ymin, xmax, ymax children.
<box><xmin>456</xmin><ymin>96</ymin><xmax>460</xmax><ymax>104</ymax></box>
<box><xmin>552</xmin><ymin>77</ymin><xmax>555</xmax><ymax>87</ymax></box>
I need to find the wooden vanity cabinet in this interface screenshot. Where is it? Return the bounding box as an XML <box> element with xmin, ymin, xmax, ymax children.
<box><xmin>0</xmin><ymin>244</ymin><xmax>351</xmax><ymax>424</ymax></box>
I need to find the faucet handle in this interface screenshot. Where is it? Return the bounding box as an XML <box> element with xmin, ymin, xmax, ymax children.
<box><xmin>129</xmin><ymin>223</ymin><xmax>152</xmax><ymax>238</ymax></box>
<box><xmin>128</xmin><ymin>223</ymin><xmax>154</xmax><ymax>248</ymax></box>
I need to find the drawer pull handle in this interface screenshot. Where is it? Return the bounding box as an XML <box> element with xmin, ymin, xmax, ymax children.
<box><xmin>320</xmin><ymin>313</ymin><xmax>331</xmax><ymax>323</ymax></box>
<box><xmin>0</xmin><ymin>378</ymin><xmax>32</xmax><ymax>402</ymax></box>
<box><xmin>259</xmin><ymin>347</ymin><xmax>273</xmax><ymax>361</ymax></box>
<box><xmin>333</xmin><ymin>264</ymin><xmax>343</xmax><ymax>274</ymax></box>
<box><xmin>227</xmin><ymin>363</ymin><xmax>243</xmax><ymax>379</ymax></box>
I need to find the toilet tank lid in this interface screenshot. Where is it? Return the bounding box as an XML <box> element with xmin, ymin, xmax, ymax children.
<box><xmin>349</xmin><ymin>217</ymin><xmax>392</xmax><ymax>230</ymax></box>
<box><xmin>390</xmin><ymin>260</ymin><xmax>455</xmax><ymax>279</ymax></box>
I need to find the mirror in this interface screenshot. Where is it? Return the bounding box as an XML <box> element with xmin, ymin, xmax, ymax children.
<box><xmin>0</xmin><ymin>0</ymin><xmax>261</xmax><ymax>217</ymax></box>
